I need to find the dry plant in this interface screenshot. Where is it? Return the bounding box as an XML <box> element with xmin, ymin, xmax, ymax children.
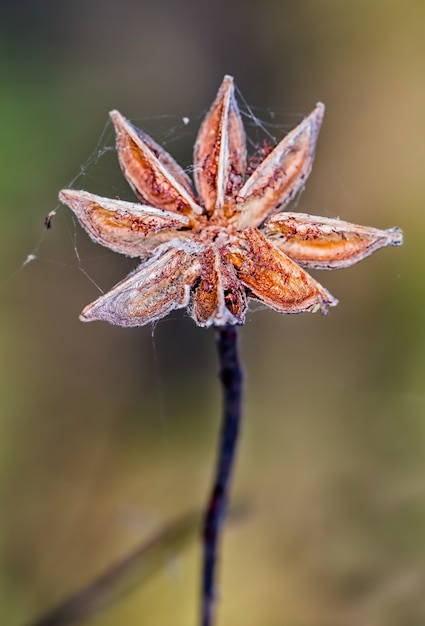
<box><xmin>34</xmin><ymin>76</ymin><xmax>402</xmax><ymax>626</ymax></box>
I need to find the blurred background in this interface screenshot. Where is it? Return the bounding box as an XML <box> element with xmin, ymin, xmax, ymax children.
<box><xmin>1</xmin><ymin>1</ymin><xmax>424</xmax><ymax>624</ymax></box>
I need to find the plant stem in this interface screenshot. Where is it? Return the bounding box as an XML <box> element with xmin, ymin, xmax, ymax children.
<box><xmin>201</xmin><ymin>325</ymin><xmax>243</xmax><ymax>626</ymax></box>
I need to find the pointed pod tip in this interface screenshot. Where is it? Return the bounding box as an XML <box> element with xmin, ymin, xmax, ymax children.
<box><xmin>58</xmin><ymin>188</ymin><xmax>69</xmax><ymax>202</ymax></box>
<box><xmin>387</xmin><ymin>226</ymin><xmax>403</xmax><ymax>246</ymax></box>
<box><xmin>319</xmin><ymin>291</ymin><xmax>339</xmax><ymax>314</ymax></box>
<box><xmin>218</xmin><ymin>75</ymin><xmax>235</xmax><ymax>97</ymax></box>
<box><xmin>310</xmin><ymin>102</ymin><xmax>325</xmax><ymax>128</ymax></box>
<box><xmin>109</xmin><ymin>109</ymin><xmax>121</xmax><ymax>120</ymax></box>
<box><xmin>59</xmin><ymin>189</ymin><xmax>93</xmax><ymax>207</ymax></box>
<box><xmin>80</xmin><ymin>307</ymin><xmax>95</xmax><ymax>322</ymax></box>
<box><xmin>299</xmin><ymin>102</ymin><xmax>325</xmax><ymax>150</ymax></box>
<box><xmin>109</xmin><ymin>109</ymin><xmax>128</xmax><ymax>131</ymax></box>
<box><xmin>59</xmin><ymin>188</ymin><xmax>77</xmax><ymax>204</ymax></box>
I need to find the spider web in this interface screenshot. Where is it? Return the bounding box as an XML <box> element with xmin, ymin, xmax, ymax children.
<box><xmin>4</xmin><ymin>98</ymin><xmax>312</xmax><ymax>318</ymax></box>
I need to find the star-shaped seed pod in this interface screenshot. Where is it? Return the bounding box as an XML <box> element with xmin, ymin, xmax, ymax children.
<box><xmin>59</xmin><ymin>75</ymin><xmax>402</xmax><ymax>327</ymax></box>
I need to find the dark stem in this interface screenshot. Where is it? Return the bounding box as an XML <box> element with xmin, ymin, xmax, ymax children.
<box><xmin>201</xmin><ymin>325</ymin><xmax>243</xmax><ymax>626</ymax></box>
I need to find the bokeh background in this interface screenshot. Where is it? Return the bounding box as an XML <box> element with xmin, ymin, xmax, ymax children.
<box><xmin>1</xmin><ymin>1</ymin><xmax>424</xmax><ymax>625</ymax></box>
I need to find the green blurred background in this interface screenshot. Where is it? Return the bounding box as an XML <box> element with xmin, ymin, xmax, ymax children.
<box><xmin>1</xmin><ymin>1</ymin><xmax>424</xmax><ymax>624</ymax></box>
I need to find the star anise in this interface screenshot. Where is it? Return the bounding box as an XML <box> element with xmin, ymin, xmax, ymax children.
<box><xmin>59</xmin><ymin>75</ymin><xmax>402</xmax><ymax>327</ymax></box>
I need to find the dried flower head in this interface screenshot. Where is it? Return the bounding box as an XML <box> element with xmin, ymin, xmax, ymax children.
<box><xmin>59</xmin><ymin>75</ymin><xmax>402</xmax><ymax>327</ymax></box>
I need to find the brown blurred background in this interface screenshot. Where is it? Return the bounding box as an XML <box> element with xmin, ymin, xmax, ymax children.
<box><xmin>1</xmin><ymin>1</ymin><xmax>424</xmax><ymax>624</ymax></box>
